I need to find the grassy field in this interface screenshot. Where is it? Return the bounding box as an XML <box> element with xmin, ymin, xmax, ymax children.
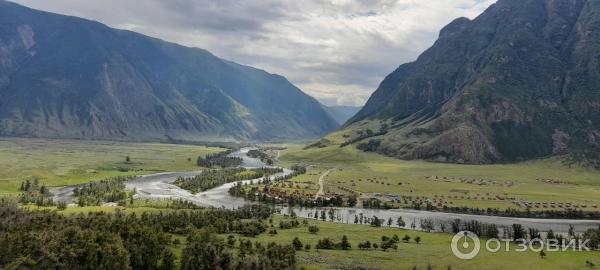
<box><xmin>0</xmin><ymin>138</ymin><xmax>223</xmax><ymax>194</ymax></box>
<box><xmin>278</xmin><ymin>143</ymin><xmax>600</xmax><ymax>211</ymax></box>
<box><xmin>265</xmin><ymin>166</ymin><xmax>323</xmax><ymax>194</ymax></box>
<box><xmin>241</xmin><ymin>216</ymin><xmax>598</xmax><ymax>270</ymax></box>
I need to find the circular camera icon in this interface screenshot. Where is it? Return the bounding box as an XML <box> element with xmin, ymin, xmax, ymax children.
<box><xmin>451</xmin><ymin>231</ymin><xmax>481</xmax><ymax>260</ymax></box>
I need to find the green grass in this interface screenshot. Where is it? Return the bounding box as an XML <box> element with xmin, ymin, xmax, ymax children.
<box><xmin>242</xmin><ymin>216</ymin><xmax>598</xmax><ymax>270</ymax></box>
<box><xmin>0</xmin><ymin>138</ymin><xmax>223</xmax><ymax>194</ymax></box>
<box><xmin>267</xmin><ymin>166</ymin><xmax>323</xmax><ymax>194</ymax></box>
<box><xmin>278</xmin><ymin>144</ymin><xmax>600</xmax><ymax>211</ymax></box>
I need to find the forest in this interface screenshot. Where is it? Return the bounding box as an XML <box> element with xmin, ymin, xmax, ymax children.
<box><xmin>174</xmin><ymin>167</ymin><xmax>283</xmax><ymax>194</ymax></box>
<box><xmin>74</xmin><ymin>176</ymin><xmax>137</xmax><ymax>206</ymax></box>
<box><xmin>246</xmin><ymin>149</ymin><xmax>274</xmax><ymax>165</ymax></box>
<box><xmin>0</xmin><ymin>203</ymin><xmax>297</xmax><ymax>270</ymax></box>
<box><xmin>196</xmin><ymin>149</ymin><xmax>243</xmax><ymax>168</ymax></box>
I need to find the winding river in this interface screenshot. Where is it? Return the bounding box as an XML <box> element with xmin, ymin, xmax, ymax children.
<box><xmin>55</xmin><ymin>148</ymin><xmax>600</xmax><ymax>233</ymax></box>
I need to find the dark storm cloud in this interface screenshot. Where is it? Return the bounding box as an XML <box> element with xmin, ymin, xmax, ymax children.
<box><xmin>11</xmin><ymin>0</ymin><xmax>495</xmax><ymax>106</ymax></box>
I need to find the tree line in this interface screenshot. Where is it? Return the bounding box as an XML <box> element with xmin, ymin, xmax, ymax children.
<box><xmin>230</xmin><ymin>183</ymin><xmax>348</xmax><ymax>208</ymax></box>
<box><xmin>74</xmin><ymin>176</ymin><xmax>137</xmax><ymax>206</ymax></box>
<box><xmin>174</xmin><ymin>167</ymin><xmax>283</xmax><ymax>194</ymax></box>
<box><xmin>305</xmin><ymin>209</ymin><xmax>600</xmax><ymax>250</ymax></box>
<box><xmin>340</xmin><ymin>128</ymin><xmax>388</xmax><ymax>148</ymax></box>
<box><xmin>437</xmin><ymin>204</ymin><xmax>600</xmax><ymax>220</ymax></box>
<box><xmin>229</xmin><ymin>165</ymin><xmax>355</xmax><ymax>208</ymax></box>
<box><xmin>181</xmin><ymin>229</ymin><xmax>295</xmax><ymax>270</ymax></box>
<box><xmin>261</xmin><ymin>165</ymin><xmax>307</xmax><ymax>185</ymax></box>
<box><xmin>17</xmin><ymin>177</ymin><xmax>54</xmax><ymax>207</ymax></box>
<box><xmin>247</xmin><ymin>149</ymin><xmax>274</xmax><ymax>165</ymax></box>
<box><xmin>196</xmin><ymin>149</ymin><xmax>243</xmax><ymax>168</ymax></box>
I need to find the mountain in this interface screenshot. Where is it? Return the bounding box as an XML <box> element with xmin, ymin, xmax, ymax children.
<box><xmin>342</xmin><ymin>0</ymin><xmax>600</xmax><ymax>164</ymax></box>
<box><xmin>324</xmin><ymin>105</ymin><xmax>362</xmax><ymax>125</ymax></box>
<box><xmin>0</xmin><ymin>1</ymin><xmax>338</xmax><ymax>142</ymax></box>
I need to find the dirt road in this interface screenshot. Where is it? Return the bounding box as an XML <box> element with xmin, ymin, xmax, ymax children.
<box><xmin>315</xmin><ymin>168</ymin><xmax>334</xmax><ymax>199</ymax></box>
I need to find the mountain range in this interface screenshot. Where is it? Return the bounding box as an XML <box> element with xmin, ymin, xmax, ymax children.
<box><xmin>342</xmin><ymin>0</ymin><xmax>600</xmax><ymax>164</ymax></box>
<box><xmin>0</xmin><ymin>0</ymin><xmax>338</xmax><ymax>142</ymax></box>
<box><xmin>4</xmin><ymin>0</ymin><xmax>600</xmax><ymax>165</ymax></box>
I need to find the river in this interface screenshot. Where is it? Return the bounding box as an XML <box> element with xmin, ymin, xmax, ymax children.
<box><xmin>55</xmin><ymin>148</ymin><xmax>600</xmax><ymax>234</ymax></box>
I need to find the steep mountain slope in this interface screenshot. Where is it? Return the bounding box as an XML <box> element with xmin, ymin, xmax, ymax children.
<box><xmin>343</xmin><ymin>0</ymin><xmax>600</xmax><ymax>164</ymax></box>
<box><xmin>324</xmin><ymin>105</ymin><xmax>362</xmax><ymax>125</ymax></box>
<box><xmin>0</xmin><ymin>1</ymin><xmax>338</xmax><ymax>142</ymax></box>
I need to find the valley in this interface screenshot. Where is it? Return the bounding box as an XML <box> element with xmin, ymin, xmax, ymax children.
<box><xmin>3</xmin><ymin>138</ymin><xmax>599</xmax><ymax>269</ymax></box>
<box><xmin>2</xmin><ymin>0</ymin><xmax>600</xmax><ymax>269</ymax></box>
<box><xmin>4</xmin><ymin>137</ymin><xmax>599</xmax><ymax>222</ymax></box>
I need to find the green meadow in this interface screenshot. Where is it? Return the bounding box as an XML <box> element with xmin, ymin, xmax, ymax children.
<box><xmin>279</xmin><ymin>143</ymin><xmax>600</xmax><ymax>211</ymax></box>
<box><xmin>244</xmin><ymin>216</ymin><xmax>598</xmax><ymax>270</ymax></box>
<box><xmin>0</xmin><ymin>138</ymin><xmax>222</xmax><ymax>194</ymax></box>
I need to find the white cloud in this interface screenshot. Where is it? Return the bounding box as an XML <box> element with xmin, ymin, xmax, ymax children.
<box><xmin>11</xmin><ymin>0</ymin><xmax>496</xmax><ymax>106</ymax></box>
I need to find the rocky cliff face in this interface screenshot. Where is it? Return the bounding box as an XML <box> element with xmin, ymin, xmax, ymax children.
<box><xmin>346</xmin><ymin>0</ymin><xmax>600</xmax><ymax>164</ymax></box>
<box><xmin>0</xmin><ymin>1</ymin><xmax>338</xmax><ymax>142</ymax></box>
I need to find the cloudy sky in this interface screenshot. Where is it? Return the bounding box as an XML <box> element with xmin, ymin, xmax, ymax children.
<box><xmin>12</xmin><ymin>0</ymin><xmax>495</xmax><ymax>106</ymax></box>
